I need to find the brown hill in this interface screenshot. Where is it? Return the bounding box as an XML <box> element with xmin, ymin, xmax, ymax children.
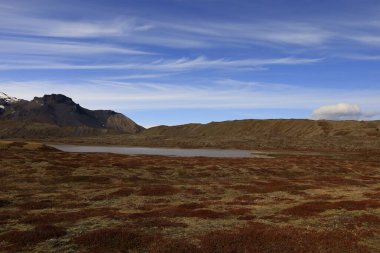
<box><xmin>136</xmin><ymin>119</ymin><xmax>380</xmax><ymax>151</ymax></box>
<box><xmin>146</xmin><ymin>119</ymin><xmax>380</xmax><ymax>139</ymax></box>
<box><xmin>60</xmin><ymin>119</ymin><xmax>380</xmax><ymax>151</ymax></box>
<box><xmin>41</xmin><ymin>119</ymin><xmax>380</xmax><ymax>152</ymax></box>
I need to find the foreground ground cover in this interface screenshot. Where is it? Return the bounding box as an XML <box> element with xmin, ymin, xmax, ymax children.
<box><xmin>0</xmin><ymin>141</ymin><xmax>380</xmax><ymax>252</ymax></box>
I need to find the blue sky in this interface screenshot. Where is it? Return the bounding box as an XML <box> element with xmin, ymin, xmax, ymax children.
<box><xmin>1</xmin><ymin>0</ymin><xmax>380</xmax><ymax>127</ymax></box>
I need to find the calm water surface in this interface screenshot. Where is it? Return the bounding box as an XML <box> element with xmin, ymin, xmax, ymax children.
<box><xmin>50</xmin><ymin>144</ymin><xmax>254</xmax><ymax>158</ymax></box>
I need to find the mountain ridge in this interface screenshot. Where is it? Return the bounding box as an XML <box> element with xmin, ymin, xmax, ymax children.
<box><xmin>1</xmin><ymin>92</ymin><xmax>380</xmax><ymax>152</ymax></box>
<box><xmin>0</xmin><ymin>93</ymin><xmax>144</xmax><ymax>136</ymax></box>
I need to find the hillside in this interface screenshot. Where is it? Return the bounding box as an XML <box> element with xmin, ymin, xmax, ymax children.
<box><xmin>137</xmin><ymin>119</ymin><xmax>380</xmax><ymax>151</ymax></box>
<box><xmin>43</xmin><ymin>119</ymin><xmax>380</xmax><ymax>152</ymax></box>
<box><xmin>0</xmin><ymin>93</ymin><xmax>144</xmax><ymax>137</ymax></box>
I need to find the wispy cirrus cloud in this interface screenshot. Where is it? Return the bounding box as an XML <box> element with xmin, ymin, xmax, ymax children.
<box><xmin>0</xmin><ymin>3</ymin><xmax>330</xmax><ymax>47</ymax></box>
<box><xmin>337</xmin><ymin>54</ymin><xmax>380</xmax><ymax>61</ymax></box>
<box><xmin>343</xmin><ymin>34</ymin><xmax>380</xmax><ymax>47</ymax></box>
<box><xmin>0</xmin><ymin>56</ymin><xmax>322</xmax><ymax>71</ymax></box>
<box><xmin>0</xmin><ymin>39</ymin><xmax>152</xmax><ymax>56</ymax></box>
<box><xmin>101</xmin><ymin>74</ymin><xmax>170</xmax><ymax>80</ymax></box>
<box><xmin>3</xmin><ymin>1</ymin><xmax>380</xmax><ymax>52</ymax></box>
<box><xmin>0</xmin><ymin>6</ymin><xmax>149</xmax><ymax>39</ymax></box>
<box><xmin>3</xmin><ymin>1</ymin><xmax>380</xmax><ymax>60</ymax></box>
<box><xmin>147</xmin><ymin>20</ymin><xmax>332</xmax><ymax>47</ymax></box>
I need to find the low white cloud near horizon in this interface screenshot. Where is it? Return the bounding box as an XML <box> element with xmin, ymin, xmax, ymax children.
<box><xmin>311</xmin><ymin>103</ymin><xmax>379</xmax><ymax>120</ymax></box>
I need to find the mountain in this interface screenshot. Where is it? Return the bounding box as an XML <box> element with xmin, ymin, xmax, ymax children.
<box><xmin>0</xmin><ymin>93</ymin><xmax>144</xmax><ymax>137</ymax></box>
<box><xmin>0</xmin><ymin>92</ymin><xmax>22</xmax><ymax>108</ymax></box>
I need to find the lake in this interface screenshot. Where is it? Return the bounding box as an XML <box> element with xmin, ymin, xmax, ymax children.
<box><xmin>50</xmin><ymin>144</ymin><xmax>255</xmax><ymax>158</ymax></box>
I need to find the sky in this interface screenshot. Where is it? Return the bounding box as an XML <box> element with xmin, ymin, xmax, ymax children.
<box><xmin>1</xmin><ymin>0</ymin><xmax>380</xmax><ymax>127</ymax></box>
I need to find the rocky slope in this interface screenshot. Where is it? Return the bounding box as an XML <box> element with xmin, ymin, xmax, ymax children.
<box><xmin>0</xmin><ymin>93</ymin><xmax>144</xmax><ymax>137</ymax></box>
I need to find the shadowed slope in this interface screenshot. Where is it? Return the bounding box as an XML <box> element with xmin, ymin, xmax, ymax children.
<box><xmin>0</xmin><ymin>93</ymin><xmax>144</xmax><ymax>137</ymax></box>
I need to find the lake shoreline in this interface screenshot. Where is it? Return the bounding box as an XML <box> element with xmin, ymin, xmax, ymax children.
<box><xmin>49</xmin><ymin>144</ymin><xmax>258</xmax><ymax>158</ymax></box>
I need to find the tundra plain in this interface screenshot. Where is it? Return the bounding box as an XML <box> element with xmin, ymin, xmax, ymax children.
<box><xmin>1</xmin><ymin>141</ymin><xmax>380</xmax><ymax>252</ymax></box>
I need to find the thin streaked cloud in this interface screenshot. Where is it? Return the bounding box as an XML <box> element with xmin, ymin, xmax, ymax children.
<box><xmin>0</xmin><ymin>56</ymin><xmax>322</xmax><ymax>71</ymax></box>
<box><xmin>0</xmin><ymin>39</ymin><xmax>153</xmax><ymax>56</ymax></box>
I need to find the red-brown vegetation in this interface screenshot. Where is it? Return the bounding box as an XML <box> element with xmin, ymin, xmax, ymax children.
<box><xmin>0</xmin><ymin>199</ymin><xmax>12</xmax><ymax>208</ymax></box>
<box><xmin>134</xmin><ymin>218</ymin><xmax>188</xmax><ymax>228</ymax></box>
<box><xmin>130</xmin><ymin>204</ymin><xmax>227</xmax><ymax>219</ymax></box>
<box><xmin>22</xmin><ymin>208</ymin><xmax>125</xmax><ymax>224</ymax></box>
<box><xmin>138</xmin><ymin>185</ymin><xmax>180</xmax><ymax>196</ymax></box>
<box><xmin>0</xmin><ymin>224</ymin><xmax>66</xmax><ymax>251</ymax></box>
<box><xmin>18</xmin><ymin>200</ymin><xmax>54</xmax><ymax>210</ymax></box>
<box><xmin>54</xmin><ymin>175</ymin><xmax>111</xmax><ymax>184</ymax></box>
<box><xmin>237</xmin><ymin>214</ymin><xmax>256</xmax><ymax>220</ymax></box>
<box><xmin>2</xmin><ymin>142</ymin><xmax>380</xmax><ymax>252</ymax></box>
<box><xmin>109</xmin><ymin>187</ymin><xmax>135</xmax><ymax>197</ymax></box>
<box><xmin>0</xmin><ymin>210</ymin><xmax>24</xmax><ymax>223</ymax></box>
<box><xmin>74</xmin><ymin>227</ymin><xmax>159</xmax><ymax>252</ymax></box>
<box><xmin>73</xmin><ymin>222</ymin><xmax>370</xmax><ymax>253</ymax></box>
<box><xmin>198</xmin><ymin>222</ymin><xmax>370</xmax><ymax>253</ymax></box>
<box><xmin>230</xmin><ymin>180</ymin><xmax>312</xmax><ymax>194</ymax></box>
<box><xmin>364</xmin><ymin>191</ymin><xmax>380</xmax><ymax>199</ymax></box>
<box><xmin>282</xmin><ymin>200</ymin><xmax>380</xmax><ymax>217</ymax></box>
<box><xmin>340</xmin><ymin>214</ymin><xmax>380</xmax><ymax>229</ymax></box>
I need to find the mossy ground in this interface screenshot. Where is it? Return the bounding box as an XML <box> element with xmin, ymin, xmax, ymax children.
<box><xmin>1</xmin><ymin>141</ymin><xmax>380</xmax><ymax>252</ymax></box>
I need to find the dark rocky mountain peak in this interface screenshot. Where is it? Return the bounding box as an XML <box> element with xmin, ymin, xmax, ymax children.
<box><xmin>0</xmin><ymin>92</ymin><xmax>20</xmax><ymax>106</ymax></box>
<box><xmin>37</xmin><ymin>94</ymin><xmax>76</xmax><ymax>105</ymax></box>
<box><xmin>0</xmin><ymin>93</ymin><xmax>144</xmax><ymax>135</ymax></box>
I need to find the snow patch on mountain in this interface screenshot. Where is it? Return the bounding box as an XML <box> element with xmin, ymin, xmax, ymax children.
<box><xmin>0</xmin><ymin>92</ymin><xmax>20</xmax><ymax>104</ymax></box>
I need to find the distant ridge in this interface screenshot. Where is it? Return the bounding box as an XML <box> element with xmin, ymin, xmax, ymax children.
<box><xmin>64</xmin><ymin>119</ymin><xmax>380</xmax><ymax>152</ymax></box>
<box><xmin>0</xmin><ymin>93</ymin><xmax>144</xmax><ymax>137</ymax></box>
<box><xmin>1</xmin><ymin>92</ymin><xmax>380</xmax><ymax>152</ymax></box>
<box><xmin>137</xmin><ymin>119</ymin><xmax>380</xmax><ymax>151</ymax></box>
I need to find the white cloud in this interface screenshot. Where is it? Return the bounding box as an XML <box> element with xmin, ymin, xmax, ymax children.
<box><xmin>0</xmin><ymin>39</ymin><xmax>152</xmax><ymax>56</ymax></box>
<box><xmin>311</xmin><ymin>103</ymin><xmax>379</xmax><ymax>120</ymax></box>
<box><xmin>0</xmin><ymin>7</ymin><xmax>146</xmax><ymax>39</ymax></box>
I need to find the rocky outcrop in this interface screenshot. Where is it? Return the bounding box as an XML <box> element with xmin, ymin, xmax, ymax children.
<box><xmin>106</xmin><ymin>113</ymin><xmax>144</xmax><ymax>133</ymax></box>
<box><xmin>0</xmin><ymin>93</ymin><xmax>144</xmax><ymax>136</ymax></box>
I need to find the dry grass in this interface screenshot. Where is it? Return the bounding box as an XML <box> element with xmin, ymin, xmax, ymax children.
<box><xmin>282</xmin><ymin>200</ymin><xmax>380</xmax><ymax>217</ymax></box>
<box><xmin>0</xmin><ymin>141</ymin><xmax>380</xmax><ymax>252</ymax></box>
